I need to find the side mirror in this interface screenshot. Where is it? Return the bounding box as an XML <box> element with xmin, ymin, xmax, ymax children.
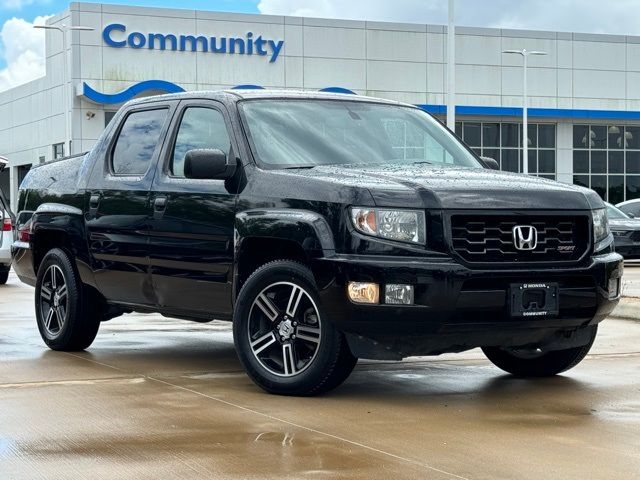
<box><xmin>0</xmin><ymin>156</ymin><xmax>8</xmax><ymax>173</ymax></box>
<box><xmin>480</xmin><ymin>156</ymin><xmax>499</xmax><ymax>170</ymax></box>
<box><xmin>184</xmin><ymin>149</ymin><xmax>236</xmax><ymax>180</ymax></box>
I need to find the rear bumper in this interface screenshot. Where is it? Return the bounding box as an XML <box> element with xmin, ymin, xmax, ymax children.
<box><xmin>12</xmin><ymin>241</ymin><xmax>35</xmax><ymax>286</ymax></box>
<box><xmin>0</xmin><ymin>245</ymin><xmax>11</xmax><ymax>268</ymax></box>
<box><xmin>316</xmin><ymin>252</ymin><xmax>623</xmax><ymax>358</ymax></box>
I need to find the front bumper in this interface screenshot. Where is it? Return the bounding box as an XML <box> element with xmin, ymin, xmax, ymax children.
<box><xmin>316</xmin><ymin>252</ymin><xmax>623</xmax><ymax>358</ymax></box>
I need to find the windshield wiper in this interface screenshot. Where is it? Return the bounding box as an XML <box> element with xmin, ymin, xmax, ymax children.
<box><xmin>411</xmin><ymin>161</ymin><xmax>433</xmax><ymax>165</ymax></box>
<box><xmin>282</xmin><ymin>165</ymin><xmax>316</xmax><ymax>170</ymax></box>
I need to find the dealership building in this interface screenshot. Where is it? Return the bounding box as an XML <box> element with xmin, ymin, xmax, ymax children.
<box><xmin>3</xmin><ymin>2</ymin><xmax>640</xmax><ymax>207</ymax></box>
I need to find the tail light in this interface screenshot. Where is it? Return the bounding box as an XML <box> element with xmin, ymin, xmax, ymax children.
<box><xmin>17</xmin><ymin>221</ymin><xmax>31</xmax><ymax>243</ymax></box>
<box><xmin>2</xmin><ymin>218</ymin><xmax>11</xmax><ymax>231</ymax></box>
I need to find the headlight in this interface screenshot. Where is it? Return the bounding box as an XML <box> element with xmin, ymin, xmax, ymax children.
<box><xmin>593</xmin><ymin>208</ymin><xmax>610</xmax><ymax>243</ymax></box>
<box><xmin>350</xmin><ymin>207</ymin><xmax>426</xmax><ymax>244</ymax></box>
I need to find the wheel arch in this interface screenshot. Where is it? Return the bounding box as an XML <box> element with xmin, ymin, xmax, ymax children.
<box><xmin>234</xmin><ymin>209</ymin><xmax>336</xmax><ymax>298</ymax></box>
<box><xmin>31</xmin><ymin>203</ymin><xmax>95</xmax><ymax>287</ymax></box>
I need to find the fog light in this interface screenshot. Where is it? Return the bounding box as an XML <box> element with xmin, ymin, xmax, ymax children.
<box><xmin>347</xmin><ymin>282</ymin><xmax>379</xmax><ymax>304</ymax></box>
<box><xmin>385</xmin><ymin>284</ymin><xmax>414</xmax><ymax>305</ymax></box>
<box><xmin>608</xmin><ymin>278</ymin><xmax>620</xmax><ymax>299</ymax></box>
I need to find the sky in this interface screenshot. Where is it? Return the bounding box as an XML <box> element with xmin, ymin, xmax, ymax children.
<box><xmin>3</xmin><ymin>0</ymin><xmax>640</xmax><ymax>91</ymax></box>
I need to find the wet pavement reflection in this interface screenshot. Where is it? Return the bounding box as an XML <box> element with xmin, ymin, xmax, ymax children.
<box><xmin>1</xmin><ymin>271</ymin><xmax>639</xmax><ymax>479</ymax></box>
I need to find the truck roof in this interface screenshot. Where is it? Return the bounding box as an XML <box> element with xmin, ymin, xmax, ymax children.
<box><xmin>126</xmin><ymin>89</ymin><xmax>408</xmax><ymax>108</ymax></box>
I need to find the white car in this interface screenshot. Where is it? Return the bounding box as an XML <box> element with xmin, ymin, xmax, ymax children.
<box><xmin>616</xmin><ymin>198</ymin><xmax>640</xmax><ymax>218</ymax></box>
<box><xmin>0</xmin><ymin>209</ymin><xmax>11</xmax><ymax>284</ymax></box>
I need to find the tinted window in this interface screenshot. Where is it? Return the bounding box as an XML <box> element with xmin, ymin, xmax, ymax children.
<box><xmin>609</xmin><ymin>151</ymin><xmax>624</xmax><ymax>173</ymax></box>
<box><xmin>608</xmin><ymin>176</ymin><xmax>625</xmax><ymax>205</ymax></box>
<box><xmin>538</xmin><ymin>124</ymin><xmax>555</xmax><ymax>148</ymax></box>
<box><xmin>574</xmin><ymin>125</ymin><xmax>589</xmax><ymax>148</ymax></box>
<box><xmin>501</xmin><ymin>124</ymin><xmax>519</xmax><ymax>148</ymax></box>
<box><xmin>538</xmin><ymin>150</ymin><xmax>555</xmax><ymax>173</ymax></box>
<box><xmin>591</xmin><ymin>151</ymin><xmax>606</xmax><ymax>174</ymax></box>
<box><xmin>171</xmin><ymin>107</ymin><xmax>231</xmax><ymax>177</ymax></box>
<box><xmin>482</xmin><ymin>123</ymin><xmax>499</xmax><ymax>147</ymax></box>
<box><xmin>112</xmin><ymin>109</ymin><xmax>167</xmax><ymax>175</ymax></box>
<box><xmin>573</xmin><ymin>150</ymin><xmax>589</xmax><ymax>173</ymax></box>
<box><xmin>463</xmin><ymin>123</ymin><xmax>481</xmax><ymax>147</ymax></box>
<box><xmin>591</xmin><ymin>126</ymin><xmax>607</xmax><ymax>149</ymax></box>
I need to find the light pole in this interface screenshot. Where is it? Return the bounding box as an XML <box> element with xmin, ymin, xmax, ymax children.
<box><xmin>446</xmin><ymin>0</ymin><xmax>455</xmax><ymax>130</ymax></box>
<box><xmin>34</xmin><ymin>24</ymin><xmax>94</xmax><ymax>157</ymax></box>
<box><xmin>502</xmin><ymin>48</ymin><xmax>547</xmax><ymax>174</ymax></box>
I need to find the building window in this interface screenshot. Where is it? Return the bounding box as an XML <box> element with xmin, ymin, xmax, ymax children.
<box><xmin>105</xmin><ymin>111</ymin><xmax>117</xmax><ymax>127</ymax></box>
<box><xmin>572</xmin><ymin>124</ymin><xmax>640</xmax><ymax>203</ymax></box>
<box><xmin>52</xmin><ymin>143</ymin><xmax>64</xmax><ymax>160</ymax></box>
<box><xmin>455</xmin><ymin>121</ymin><xmax>556</xmax><ymax>179</ymax></box>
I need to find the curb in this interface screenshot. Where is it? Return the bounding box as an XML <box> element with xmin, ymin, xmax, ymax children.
<box><xmin>611</xmin><ymin>296</ymin><xmax>640</xmax><ymax>321</ymax></box>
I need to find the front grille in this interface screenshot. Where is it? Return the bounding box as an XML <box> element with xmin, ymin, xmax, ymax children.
<box><xmin>630</xmin><ymin>230</ymin><xmax>640</xmax><ymax>242</ymax></box>
<box><xmin>450</xmin><ymin>213</ymin><xmax>590</xmax><ymax>264</ymax></box>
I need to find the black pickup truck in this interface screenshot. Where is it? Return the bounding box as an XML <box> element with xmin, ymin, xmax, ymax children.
<box><xmin>9</xmin><ymin>90</ymin><xmax>622</xmax><ymax>395</ymax></box>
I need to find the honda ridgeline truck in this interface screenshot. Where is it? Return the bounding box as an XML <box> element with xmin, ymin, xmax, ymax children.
<box><xmin>9</xmin><ymin>91</ymin><xmax>622</xmax><ymax>395</ymax></box>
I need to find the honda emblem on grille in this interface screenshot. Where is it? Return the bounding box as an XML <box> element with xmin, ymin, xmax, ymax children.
<box><xmin>512</xmin><ymin>225</ymin><xmax>538</xmax><ymax>250</ymax></box>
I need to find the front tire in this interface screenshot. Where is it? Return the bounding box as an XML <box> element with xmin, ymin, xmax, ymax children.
<box><xmin>35</xmin><ymin>248</ymin><xmax>101</xmax><ymax>351</ymax></box>
<box><xmin>482</xmin><ymin>326</ymin><xmax>598</xmax><ymax>377</ymax></box>
<box><xmin>0</xmin><ymin>269</ymin><xmax>8</xmax><ymax>285</ymax></box>
<box><xmin>233</xmin><ymin>260</ymin><xmax>357</xmax><ymax>396</ymax></box>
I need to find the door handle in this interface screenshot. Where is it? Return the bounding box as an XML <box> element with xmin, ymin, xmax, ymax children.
<box><xmin>89</xmin><ymin>194</ymin><xmax>100</xmax><ymax>209</ymax></box>
<box><xmin>153</xmin><ymin>196</ymin><xmax>167</xmax><ymax>220</ymax></box>
<box><xmin>154</xmin><ymin>197</ymin><xmax>167</xmax><ymax>211</ymax></box>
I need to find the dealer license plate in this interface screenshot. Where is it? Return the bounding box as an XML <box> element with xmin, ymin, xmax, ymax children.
<box><xmin>509</xmin><ymin>282</ymin><xmax>559</xmax><ymax>318</ymax></box>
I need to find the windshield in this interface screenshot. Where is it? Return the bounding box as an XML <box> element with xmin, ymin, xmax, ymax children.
<box><xmin>240</xmin><ymin>99</ymin><xmax>482</xmax><ymax>169</ymax></box>
<box><xmin>606</xmin><ymin>203</ymin><xmax>629</xmax><ymax>219</ymax></box>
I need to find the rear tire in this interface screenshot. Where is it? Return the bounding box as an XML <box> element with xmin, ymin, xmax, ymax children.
<box><xmin>233</xmin><ymin>260</ymin><xmax>357</xmax><ymax>396</ymax></box>
<box><xmin>35</xmin><ymin>248</ymin><xmax>101</xmax><ymax>351</ymax></box>
<box><xmin>0</xmin><ymin>270</ymin><xmax>8</xmax><ymax>285</ymax></box>
<box><xmin>482</xmin><ymin>326</ymin><xmax>597</xmax><ymax>377</ymax></box>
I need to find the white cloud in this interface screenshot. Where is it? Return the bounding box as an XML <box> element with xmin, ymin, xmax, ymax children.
<box><xmin>258</xmin><ymin>0</ymin><xmax>640</xmax><ymax>36</ymax></box>
<box><xmin>0</xmin><ymin>15</ymin><xmax>51</xmax><ymax>92</ymax></box>
<box><xmin>1</xmin><ymin>0</ymin><xmax>49</xmax><ymax>10</ymax></box>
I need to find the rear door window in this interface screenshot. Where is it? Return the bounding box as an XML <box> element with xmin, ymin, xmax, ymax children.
<box><xmin>112</xmin><ymin>108</ymin><xmax>168</xmax><ymax>175</ymax></box>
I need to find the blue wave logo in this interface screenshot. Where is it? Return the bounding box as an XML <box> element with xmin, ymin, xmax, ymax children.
<box><xmin>81</xmin><ymin>81</ymin><xmax>357</xmax><ymax>104</ymax></box>
<box><xmin>82</xmin><ymin>80</ymin><xmax>186</xmax><ymax>104</ymax></box>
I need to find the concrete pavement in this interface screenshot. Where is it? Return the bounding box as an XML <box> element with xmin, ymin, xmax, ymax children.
<box><xmin>621</xmin><ymin>262</ymin><xmax>640</xmax><ymax>297</ymax></box>
<box><xmin>613</xmin><ymin>263</ymin><xmax>640</xmax><ymax>319</ymax></box>
<box><xmin>1</xmin><ymin>270</ymin><xmax>639</xmax><ymax>479</ymax></box>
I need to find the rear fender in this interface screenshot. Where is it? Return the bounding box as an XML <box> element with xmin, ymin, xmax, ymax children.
<box><xmin>30</xmin><ymin>203</ymin><xmax>95</xmax><ymax>286</ymax></box>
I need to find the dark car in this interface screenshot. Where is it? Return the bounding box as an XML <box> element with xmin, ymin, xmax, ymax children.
<box><xmin>607</xmin><ymin>202</ymin><xmax>640</xmax><ymax>259</ymax></box>
<box><xmin>5</xmin><ymin>90</ymin><xmax>623</xmax><ymax>396</ymax></box>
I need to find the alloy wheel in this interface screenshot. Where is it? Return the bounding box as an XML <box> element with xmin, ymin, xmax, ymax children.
<box><xmin>247</xmin><ymin>281</ymin><xmax>322</xmax><ymax>377</ymax></box>
<box><xmin>39</xmin><ymin>265</ymin><xmax>68</xmax><ymax>337</ymax></box>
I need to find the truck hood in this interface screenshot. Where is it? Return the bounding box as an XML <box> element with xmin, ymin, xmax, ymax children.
<box><xmin>284</xmin><ymin>164</ymin><xmax>602</xmax><ymax>210</ymax></box>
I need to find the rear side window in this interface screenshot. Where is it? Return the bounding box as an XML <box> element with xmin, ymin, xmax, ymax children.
<box><xmin>171</xmin><ymin>107</ymin><xmax>231</xmax><ymax>177</ymax></box>
<box><xmin>112</xmin><ymin>108</ymin><xmax>168</xmax><ymax>175</ymax></box>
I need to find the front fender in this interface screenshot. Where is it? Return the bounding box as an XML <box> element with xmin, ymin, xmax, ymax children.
<box><xmin>235</xmin><ymin>209</ymin><xmax>335</xmax><ymax>256</ymax></box>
